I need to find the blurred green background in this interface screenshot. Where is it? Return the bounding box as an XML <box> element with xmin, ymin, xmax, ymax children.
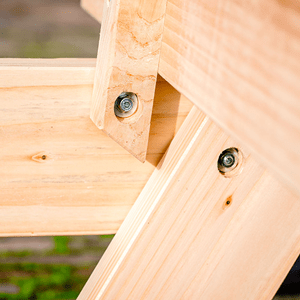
<box><xmin>0</xmin><ymin>235</ymin><xmax>114</xmax><ymax>299</ymax></box>
<box><xmin>0</xmin><ymin>0</ymin><xmax>299</xmax><ymax>299</ymax></box>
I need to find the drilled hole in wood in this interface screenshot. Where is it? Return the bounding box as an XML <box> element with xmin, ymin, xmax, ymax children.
<box><xmin>218</xmin><ymin>148</ymin><xmax>243</xmax><ymax>178</ymax></box>
<box><xmin>114</xmin><ymin>92</ymin><xmax>138</xmax><ymax>118</ymax></box>
<box><xmin>114</xmin><ymin>92</ymin><xmax>143</xmax><ymax>124</ymax></box>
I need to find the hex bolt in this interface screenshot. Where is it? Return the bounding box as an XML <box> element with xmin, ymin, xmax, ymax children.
<box><xmin>119</xmin><ymin>97</ymin><xmax>133</xmax><ymax>113</ymax></box>
<box><xmin>114</xmin><ymin>92</ymin><xmax>138</xmax><ymax>118</ymax></box>
<box><xmin>220</xmin><ymin>153</ymin><xmax>235</xmax><ymax>168</ymax></box>
<box><xmin>218</xmin><ymin>148</ymin><xmax>239</xmax><ymax>174</ymax></box>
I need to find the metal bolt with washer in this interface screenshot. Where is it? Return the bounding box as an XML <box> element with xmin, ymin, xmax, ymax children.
<box><xmin>114</xmin><ymin>92</ymin><xmax>138</xmax><ymax>118</ymax></box>
<box><xmin>218</xmin><ymin>148</ymin><xmax>239</xmax><ymax>174</ymax></box>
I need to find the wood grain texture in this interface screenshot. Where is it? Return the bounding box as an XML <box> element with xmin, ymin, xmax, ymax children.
<box><xmin>82</xmin><ymin>0</ymin><xmax>300</xmax><ymax>197</ymax></box>
<box><xmin>78</xmin><ymin>107</ymin><xmax>300</xmax><ymax>300</ymax></box>
<box><xmin>0</xmin><ymin>60</ymin><xmax>192</xmax><ymax>236</ymax></box>
<box><xmin>0</xmin><ymin>58</ymin><xmax>95</xmax><ymax>88</ymax></box>
<box><xmin>90</xmin><ymin>0</ymin><xmax>168</xmax><ymax>162</ymax></box>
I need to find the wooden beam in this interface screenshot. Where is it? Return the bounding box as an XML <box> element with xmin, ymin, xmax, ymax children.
<box><xmin>81</xmin><ymin>0</ymin><xmax>103</xmax><ymax>23</ymax></box>
<box><xmin>81</xmin><ymin>0</ymin><xmax>300</xmax><ymax>197</ymax></box>
<box><xmin>0</xmin><ymin>58</ymin><xmax>95</xmax><ymax>88</ymax></box>
<box><xmin>0</xmin><ymin>59</ymin><xmax>192</xmax><ymax>236</ymax></box>
<box><xmin>90</xmin><ymin>0</ymin><xmax>168</xmax><ymax>162</ymax></box>
<box><xmin>78</xmin><ymin>107</ymin><xmax>300</xmax><ymax>300</ymax></box>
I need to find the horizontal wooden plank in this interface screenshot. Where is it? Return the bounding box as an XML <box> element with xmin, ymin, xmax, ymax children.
<box><xmin>0</xmin><ymin>60</ymin><xmax>192</xmax><ymax>236</ymax></box>
<box><xmin>79</xmin><ymin>107</ymin><xmax>300</xmax><ymax>300</ymax></box>
<box><xmin>0</xmin><ymin>58</ymin><xmax>95</xmax><ymax>88</ymax></box>
<box><xmin>81</xmin><ymin>0</ymin><xmax>300</xmax><ymax>197</ymax></box>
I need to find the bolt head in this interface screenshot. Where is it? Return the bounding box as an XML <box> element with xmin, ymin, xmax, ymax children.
<box><xmin>217</xmin><ymin>148</ymin><xmax>240</xmax><ymax>175</ymax></box>
<box><xmin>221</xmin><ymin>153</ymin><xmax>235</xmax><ymax>168</ymax></box>
<box><xmin>114</xmin><ymin>92</ymin><xmax>138</xmax><ymax>118</ymax></box>
<box><xmin>120</xmin><ymin>98</ymin><xmax>133</xmax><ymax>112</ymax></box>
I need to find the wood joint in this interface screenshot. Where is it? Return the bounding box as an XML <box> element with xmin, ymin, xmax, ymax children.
<box><xmin>90</xmin><ymin>0</ymin><xmax>168</xmax><ymax>162</ymax></box>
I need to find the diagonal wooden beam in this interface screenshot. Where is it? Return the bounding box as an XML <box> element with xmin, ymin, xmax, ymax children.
<box><xmin>0</xmin><ymin>59</ymin><xmax>192</xmax><ymax>236</ymax></box>
<box><xmin>81</xmin><ymin>0</ymin><xmax>300</xmax><ymax>198</ymax></box>
<box><xmin>78</xmin><ymin>106</ymin><xmax>300</xmax><ymax>300</ymax></box>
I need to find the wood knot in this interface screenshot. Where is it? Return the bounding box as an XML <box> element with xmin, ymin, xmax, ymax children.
<box><xmin>223</xmin><ymin>196</ymin><xmax>232</xmax><ymax>209</ymax></box>
<box><xmin>31</xmin><ymin>152</ymin><xmax>50</xmax><ymax>163</ymax></box>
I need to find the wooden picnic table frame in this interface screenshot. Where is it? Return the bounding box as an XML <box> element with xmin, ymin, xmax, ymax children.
<box><xmin>1</xmin><ymin>0</ymin><xmax>300</xmax><ymax>299</ymax></box>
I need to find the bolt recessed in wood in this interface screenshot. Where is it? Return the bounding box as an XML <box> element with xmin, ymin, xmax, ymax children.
<box><xmin>114</xmin><ymin>92</ymin><xmax>138</xmax><ymax>118</ymax></box>
<box><xmin>218</xmin><ymin>148</ymin><xmax>239</xmax><ymax>174</ymax></box>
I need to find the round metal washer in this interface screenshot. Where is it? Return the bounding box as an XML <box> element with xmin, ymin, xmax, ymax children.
<box><xmin>114</xmin><ymin>92</ymin><xmax>138</xmax><ymax>118</ymax></box>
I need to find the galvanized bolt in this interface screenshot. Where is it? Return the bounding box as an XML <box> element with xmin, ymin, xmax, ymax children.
<box><xmin>218</xmin><ymin>148</ymin><xmax>239</xmax><ymax>174</ymax></box>
<box><xmin>220</xmin><ymin>153</ymin><xmax>235</xmax><ymax>168</ymax></box>
<box><xmin>114</xmin><ymin>92</ymin><xmax>138</xmax><ymax>118</ymax></box>
<box><xmin>119</xmin><ymin>97</ymin><xmax>133</xmax><ymax>112</ymax></box>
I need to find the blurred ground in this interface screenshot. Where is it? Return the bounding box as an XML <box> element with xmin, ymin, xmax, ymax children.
<box><xmin>0</xmin><ymin>0</ymin><xmax>100</xmax><ymax>58</ymax></box>
<box><xmin>0</xmin><ymin>235</ymin><xmax>113</xmax><ymax>299</ymax></box>
<box><xmin>0</xmin><ymin>0</ymin><xmax>300</xmax><ymax>299</ymax></box>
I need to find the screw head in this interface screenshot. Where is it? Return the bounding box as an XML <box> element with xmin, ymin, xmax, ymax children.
<box><xmin>218</xmin><ymin>148</ymin><xmax>239</xmax><ymax>174</ymax></box>
<box><xmin>114</xmin><ymin>92</ymin><xmax>138</xmax><ymax>118</ymax></box>
<box><xmin>221</xmin><ymin>153</ymin><xmax>235</xmax><ymax>168</ymax></box>
<box><xmin>120</xmin><ymin>98</ymin><xmax>133</xmax><ymax>112</ymax></box>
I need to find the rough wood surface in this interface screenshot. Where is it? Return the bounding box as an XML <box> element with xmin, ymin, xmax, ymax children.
<box><xmin>90</xmin><ymin>0</ymin><xmax>168</xmax><ymax>162</ymax></box>
<box><xmin>78</xmin><ymin>107</ymin><xmax>300</xmax><ymax>300</ymax></box>
<box><xmin>0</xmin><ymin>59</ymin><xmax>192</xmax><ymax>236</ymax></box>
<box><xmin>82</xmin><ymin>0</ymin><xmax>300</xmax><ymax>197</ymax></box>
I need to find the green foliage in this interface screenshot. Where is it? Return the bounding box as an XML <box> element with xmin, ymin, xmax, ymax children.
<box><xmin>101</xmin><ymin>234</ymin><xmax>115</xmax><ymax>240</ymax></box>
<box><xmin>53</xmin><ymin>237</ymin><xmax>70</xmax><ymax>255</ymax></box>
<box><xmin>0</xmin><ymin>250</ymin><xmax>31</xmax><ymax>259</ymax></box>
<box><xmin>0</xmin><ymin>263</ymin><xmax>86</xmax><ymax>300</ymax></box>
<box><xmin>0</xmin><ymin>235</ymin><xmax>114</xmax><ymax>299</ymax></box>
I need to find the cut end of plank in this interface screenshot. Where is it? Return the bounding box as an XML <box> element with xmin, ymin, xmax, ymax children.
<box><xmin>101</xmin><ymin>118</ymin><xmax>149</xmax><ymax>163</ymax></box>
<box><xmin>106</xmin><ymin>131</ymin><xmax>147</xmax><ymax>163</ymax></box>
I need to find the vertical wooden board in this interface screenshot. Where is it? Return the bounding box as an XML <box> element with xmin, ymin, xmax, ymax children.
<box><xmin>90</xmin><ymin>0</ymin><xmax>168</xmax><ymax>162</ymax></box>
<box><xmin>78</xmin><ymin>107</ymin><xmax>300</xmax><ymax>300</ymax></box>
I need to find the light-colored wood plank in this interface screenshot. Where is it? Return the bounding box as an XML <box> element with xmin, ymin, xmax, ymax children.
<box><xmin>82</xmin><ymin>0</ymin><xmax>300</xmax><ymax>197</ymax></box>
<box><xmin>81</xmin><ymin>0</ymin><xmax>104</xmax><ymax>23</ymax></box>
<box><xmin>80</xmin><ymin>0</ymin><xmax>102</xmax><ymax>22</ymax></box>
<box><xmin>90</xmin><ymin>0</ymin><xmax>168</xmax><ymax>162</ymax></box>
<box><xmin>78</xmin><ymin>107</ymin><xmax>300</xmax><ymax>300</ymax></box>
<box><xmin>0</xmin><ymin>65</ymin><xmax>192</xmax><ymax>236</ymax></box>
<box><xmin>0</xmin><ymin>58</ymin><xmax>95</xmax><ymax>88</ymax></box>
